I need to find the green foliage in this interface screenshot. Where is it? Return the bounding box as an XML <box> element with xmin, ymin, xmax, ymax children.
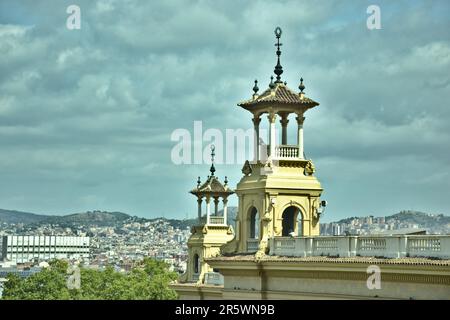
<box><xmin>3</xmin><ymin>263</ymin><xmax>71</xmax><ymax>300</ymax></box>
<box><xmin>1</xmin><ymin>258</ymin><xmax>178</xmax><ymax>300</ymax></box>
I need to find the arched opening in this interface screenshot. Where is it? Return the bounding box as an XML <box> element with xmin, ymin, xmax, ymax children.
<box><xmin>282</xmin><ymin>206</ymin><xmax>301</xmax><ymax>236</ymax></box>
<box><xmin>193</xmin><ymin>253</ymin><xmax>200</xmax><ymax>274</ymax></box>
<box><xmin>249</xmin><ymin>207</ymin><xmax>259</xmax><ymax>239</ymax></box>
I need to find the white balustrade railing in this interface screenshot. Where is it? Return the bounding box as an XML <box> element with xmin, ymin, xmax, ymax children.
<box><xmin>313</xmin><ymin>238</ymin><xmax>339</xmax><ymax>256</ymax></box>
<box><xmin>209</xmin><ymin>216</ymin><xmax>225</xmax><ymax>225</ymax></box>
<box><xmin>269</xmin><ymin>235</ymin><xmax>450</xmax><ymax>259</ymax></box>
<box><xmin>247</xmin><ymin>239</ymin><xmax>260</xmax><ymax>252</ymax></box>
<box><xmin>275</xmin><ymin>145</ymin><xmax>300</xmax><ymax>159</ymax></box>
<box><xmin>357</xmin><ymin>237</ymin><xmax>388</xmax><ymax>257</ymax></box>
<box><xmin>204</xmin><ymin>272</ymin><xmax>224</xmax><ymax>285</ymax></box>
<box><xmin>408</xmin><ymin>236</ymin><xmax>442</xmax><ymax>254</ymax></box>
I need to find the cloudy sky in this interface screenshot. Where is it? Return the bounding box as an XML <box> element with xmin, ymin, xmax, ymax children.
<box><xmin>0</xmin><ymin>0</ymin><xmax>449</xmax><ymax>221</ymax></box>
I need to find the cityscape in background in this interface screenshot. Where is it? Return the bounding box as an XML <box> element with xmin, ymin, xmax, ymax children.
<box><xmin>1</xmin><ymin>207</ymin><xmax>449</xmax><ymax>298</ymax></box>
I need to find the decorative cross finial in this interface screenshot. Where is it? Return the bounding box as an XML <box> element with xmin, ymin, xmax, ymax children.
<box><xmin>273</xmin><ymin>27</ymin><xmax>283</xmax><ymax>83</ymax></box>
<box><xmin>252</xmin><ymin>80</ymin><xmax>259</xmax><ymax>94</ymax></box>
<box><xmin>210</xmin><ymin>144</ymin><xmax>216</xmax><ymax>176</ymax></box>
<box><xmin>299</xmin><ymin>77</ymin><xmax>305</xmax><ymax>93</ymax></box>
<box><xmin>269</xmin><ymin>75</ymin><xmax>275</xmax><ymax>89</ymax></box>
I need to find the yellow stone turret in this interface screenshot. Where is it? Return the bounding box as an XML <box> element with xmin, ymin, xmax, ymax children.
<box><xmin>222</xmin><ymin>27</ymin><xmax>325</xmax><ymax>257</ymax></box>
<box><xmin>179</xmin><ymin>145</ymin><xmax>234</xmax><ymax>284</ymax></box>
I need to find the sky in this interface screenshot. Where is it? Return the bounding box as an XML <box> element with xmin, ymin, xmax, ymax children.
<box><xmin>0</xmin><ymin>0</ymin><xmax>449</xmax><ymax>222</ymax></box>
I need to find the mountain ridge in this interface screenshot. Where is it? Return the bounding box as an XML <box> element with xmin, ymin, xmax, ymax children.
<box><xmin>0</xmin><ymin>208</ymin><xmax>447</xmax><ymax>229</ymax></box>
<box><xmin>0</xmin><ymin>207</ymin><xmax>238</xmax><ymax>229</ymax></box>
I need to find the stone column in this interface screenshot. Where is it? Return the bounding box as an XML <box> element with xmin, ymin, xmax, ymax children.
<box><xmin>222</xmin><ymin>198</ymin><xmax>228</xmax><ymax>225</ymax></box>
<box><xmin>252</xmin><ymin>115</ymin><xmax>261</xmax><ymax>161</ymax></box>
<box><xmin>268</xmin><ymin>112</ymin><xmax>277</xmax><ymax>157</ymax></box>
<box><xmin>213</xmin><ymin>197</ymin><xmax>219</xmax><ymax>215</ymax></box>
<box><xmin>296</xmin><ymin>115</ymin><xmax>305</xmax><ymax>159</ymax></box>
<box><xmin>197</xmin><ymin>197</ymin><xmax>202</xmax><ymax>223</ymax></box>
<box><xmin>279</xmin><ymin>114</ymin><xmax>289</xmax><ymax>145</ymax></box>
<box><xmin>206</xmin><ymin>196</ymin><xmax>211</xmax><ymax>225</ymax></box>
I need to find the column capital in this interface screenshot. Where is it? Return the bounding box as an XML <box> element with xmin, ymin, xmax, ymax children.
<box><xmin>252</xmin><ymin>115</ymin><xmax>261</xmax><ymax>126</ymax></box>
<box><xmin>296</xmin><ymin>115</ymin><xmax>305</xmax><ymax>125</ymax></box>
<box><xmin>279</xmin><ymin>116</ymin><xmax>289</xmax><ymax>126</ymax></box>
<box><xmin>267</xmin><ymin>112</ymin><xmax>277</xmax><ymax>123</ymax></box>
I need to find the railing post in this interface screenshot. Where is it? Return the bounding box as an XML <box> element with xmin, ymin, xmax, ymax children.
<box><xmin>306</xmin><ymin>237</ymin><xmax>313</xmax><ymax>256</ymax></box>
<box><xmin>385</xmin><ymin>236</ymin><xmax>401</xmax><ymax>258</ymax></box>
<box><xmin>295</xmin><ymin>237</ymin><xmax>306</xmax><ymax>257</ymax></box>
<box><xmin>269</xmin><ymin>237</ymin><xmax>275</xmax><ymax>255</ymax></box>
<box><xmin>399</xmin><ymin>235</ymin><xmax>408</xmax><ymax>258</ymax></box>
<box><xmin>337</xmin><ymin>237</ymin><xmax>350</xmax><ymax>257</ymax></box>
<box><xmin>349</xmin><ymin>236</ymin><xmax>358</xmax><ymax>257</ymax></box>
<box><xmin>441</xmin><ymin>236</ymin><xmax>450</xmax><ymax>259</ymax></box>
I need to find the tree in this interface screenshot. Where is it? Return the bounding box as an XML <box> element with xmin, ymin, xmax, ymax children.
<box><xmin>1</xmin><ymin>258</ymin><xmax>178</xmax><ymax>300</ymax></box>
<box><xmin>2</xmin><ymin>262</ymin><xmax>70</xmax><ymax>300</ymax></box>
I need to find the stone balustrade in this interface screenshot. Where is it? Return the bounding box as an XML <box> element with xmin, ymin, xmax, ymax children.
<box><xmin>269</xmin><ymin>235</ymin><xmax>450</xmax><ymax>259</ymax></box>
<box><xmin>275</xmin><ymin>145</ymin><xmax>300</xmax><ymax>159</ymax></box>
<box><xmin>208</xmin><ymin>216</ymin><xmax>225</xmax><ymax>225</ymax></box>
<box><xmin>204</xmin><ymin>272</ymin><xmax>224</xmax><ymax>285</ymax></box>
<box><xmin>247</xmin><ymin>239</ymin><xmax>259</xmax><ymax>252</ymax></box>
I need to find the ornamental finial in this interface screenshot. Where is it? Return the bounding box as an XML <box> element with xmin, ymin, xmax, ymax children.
<box><xmin>210</xmin><ymin>144</ymin><xmax>216</xmax><ymax>176</ymax></box>
<box><xmin>273</xmin><ymin>27</ymin><xmax>283</xmax><ymax>83</ymax></box>
<box><xmin>269</xmin><ymin>75</ymin><xmax>275</xmax><ymax>89</ymax></box>
<box><xmin>197</xmin><ymin>176</ymin><xmax>201</xmax><ymax>188</ymax></box>
<box><xmin>298</xmin><ymin>77</ymin><xmax>305</xmax><ymax>93</ymax></box>
<box><xmin>253</xmin><ymin>80</ymin><xmax>259</xmax><ymax>95</ymax></box>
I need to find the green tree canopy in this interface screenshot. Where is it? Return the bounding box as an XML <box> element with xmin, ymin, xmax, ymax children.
<box><xmin>1</xmin><ymin>258</ymin><xmax>178</xmax><ymax>300</ymax></box>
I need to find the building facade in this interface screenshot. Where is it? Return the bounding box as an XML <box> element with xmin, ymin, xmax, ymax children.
<box><xmin>171</xmin><ymin>27</ymin><xmax>450</xmax><ymax>300</ymax></box>
<box><xmin>1</xmin><ymin>235</ymin><xmax>90</xmax><ymax>264</ymax></box>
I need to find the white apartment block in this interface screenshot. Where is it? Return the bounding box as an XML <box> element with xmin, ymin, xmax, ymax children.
<box><xmin>1</xmin><ymin>236</ymin><xmax>90</xmax><ymax>264</ymax></box>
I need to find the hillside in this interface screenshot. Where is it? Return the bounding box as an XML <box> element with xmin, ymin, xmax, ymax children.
<box><xmin>388</xmin><ymin>210</ymin><xmax>450</xmax><ymax>225</ymax></box>
<box><xmin>141</xmin><ymin>207</ymin><xmax>238</xmax><ymax>230</ymax></box>
<box><xmin>0</xmin><ymin>207</ymin><xmax>238</xmax><ymax>229</ymax></box>
<box><xmin>0</xmin><ymin>209</ymin><xmax>51</xmax><ymax>224</ymax></box>
<box><xmin>335</xmin><ymin>210</ymin><xmax>450</xmax><ymax>226</ymax></box>
<box><xmin>0</xmin><ymin>209</ymin><xmax>131</xmax><ymax>227</ymax></box>
<box><xmin>49</xmin><ymin>211</ymin><xmax>130</xmax><ymax>226</ymax></box>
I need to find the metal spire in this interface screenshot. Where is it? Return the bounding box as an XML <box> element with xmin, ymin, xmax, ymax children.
<box><xmin>209</xmin><ymin>144</ymin><xmax>216</xmax><ymax>176</ymax></box>
<box><xmin>274</xmin><ymin>27</ymin><xmax>283</xmax><ymax>83</ymax></box>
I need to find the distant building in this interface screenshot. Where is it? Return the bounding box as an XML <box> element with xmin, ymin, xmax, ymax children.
<box><xmin>332</xmin><ymin>224</ymin><xmax>341</xmax><ymax>236</ymax></box>
<box><xmin>1</xmin><ymin>236</ymin><xmax>90</xmax><ymax>264</ymax></box>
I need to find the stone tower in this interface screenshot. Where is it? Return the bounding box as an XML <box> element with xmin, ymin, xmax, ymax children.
<box><xmin>179</xmin><ymin>146</ymin><xmax>234</xmax><ymax>284</ymax></box>
<box><xmin>223</xmin><ymin>27</ymin><xmax>325</xmax><ymax>256</ymax></box>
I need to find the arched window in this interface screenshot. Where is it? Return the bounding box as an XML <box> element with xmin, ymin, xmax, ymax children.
<box><xmin>193</xmin><ymin>253</ymin><xmax>200</xmax><ymax>274</ymax></box>
<box><xmin>249</xmin><ymin>207</ymin><xmax>259</xmax><ymax>239</ymax></box>
<box><xmin>282</xmin><ymin>206</ymin><xmax>300</xmax><ymax>236</ymax></box>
